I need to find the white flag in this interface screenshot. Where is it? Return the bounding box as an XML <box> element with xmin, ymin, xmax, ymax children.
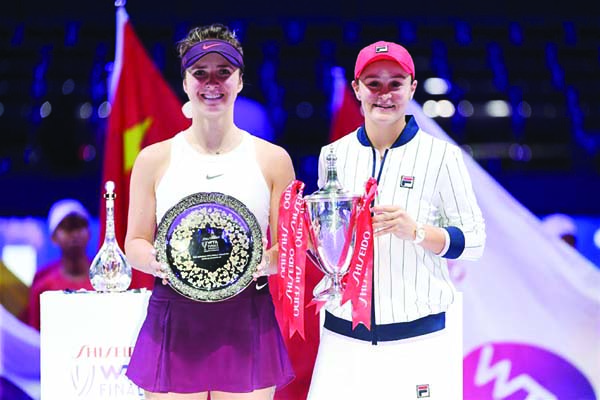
<box><xmin>408</xmin><ymin>101</ymin><xmax>600</xmax><ymax>399</ymax></box>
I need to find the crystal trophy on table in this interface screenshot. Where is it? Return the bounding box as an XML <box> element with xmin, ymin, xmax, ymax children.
<box><xmin>89</xmin><ymin>181</ymin><xmax>132</xmax><ymax>292</ymax></box>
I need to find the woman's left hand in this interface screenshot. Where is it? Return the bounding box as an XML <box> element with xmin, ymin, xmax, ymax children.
<box><xmin>150</xmin><ymin>248</ymin><xmax>169</xmax><ymax>285</ymax></box>
<box><xmin>371</xmin><ymin>204</ymin><xmax>417</xmax><ymax>240</ymax></box>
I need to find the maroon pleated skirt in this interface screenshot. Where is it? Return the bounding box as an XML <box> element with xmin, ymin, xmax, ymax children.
<box><xmin>126</xmin><ymin>278</ymin><xmax>294</xmax><ymax>394</ymax></box>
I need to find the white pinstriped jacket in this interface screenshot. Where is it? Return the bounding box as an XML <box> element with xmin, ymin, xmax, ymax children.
<box><xmin>317</xmin><ymin>116</ymin><xmax>486</xmax><ymax>328</ymax></box>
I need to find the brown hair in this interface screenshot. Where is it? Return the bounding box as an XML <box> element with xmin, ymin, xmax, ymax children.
<box><xmin>176</xmin><ymin>23</ymin><xmax>244</xmax><ymax>58</ymax></box>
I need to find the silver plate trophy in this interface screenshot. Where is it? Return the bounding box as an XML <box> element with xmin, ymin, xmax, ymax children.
<box><xmin>154</xmin><ymin>192</ymin><xmax>262</xmax><ymax>302</ymax></box>
<box><xmin>304</xmin><ymin>150</ymin><xmax>361</xmax><ymax>301</ymax></box>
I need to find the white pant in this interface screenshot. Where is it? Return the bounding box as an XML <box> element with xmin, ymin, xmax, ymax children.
<box><xmin>308</xmin><ymin>300</ymin><xmax>463</xmax><ymax>400</ymax></box>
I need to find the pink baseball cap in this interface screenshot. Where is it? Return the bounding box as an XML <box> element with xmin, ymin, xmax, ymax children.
<box><xmin>354</xmin><ymin>41</ymin><xmax>415</xmax><ymax>80</ymax></box>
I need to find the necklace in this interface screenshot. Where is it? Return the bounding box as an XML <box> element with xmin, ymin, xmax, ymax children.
<box><xmin>187</xmin><ymin>129</ymin><xmax>242</xmax><ymax>155</ymax></box>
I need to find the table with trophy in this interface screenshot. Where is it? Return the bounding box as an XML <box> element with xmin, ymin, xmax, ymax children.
<box><xmin>40</xmin><ymin>181</ymin><xmax>265</xmax><ymax>399</ymax></box>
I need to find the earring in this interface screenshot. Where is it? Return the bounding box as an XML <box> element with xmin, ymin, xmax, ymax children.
<box><xmin>181</xmin><ymin>101</ymin><xmax>192</xmax><ymax>119</ymax></box>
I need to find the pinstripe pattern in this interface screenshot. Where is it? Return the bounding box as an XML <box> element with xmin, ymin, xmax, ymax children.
<box><xmin>317</xmin><ymin>121</ymin><xmax>485</xmax><ymax>324</ymax></box>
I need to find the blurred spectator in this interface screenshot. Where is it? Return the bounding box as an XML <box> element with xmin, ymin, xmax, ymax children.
<box><xmin>23</xmin><ymin>199</ymin><xmax>94</xmax><ymax>330</ymax></box>
<box><xmin>541</xmin><ymin>213</ymin><xmax>577</xmax><ymax>248</ymax></box>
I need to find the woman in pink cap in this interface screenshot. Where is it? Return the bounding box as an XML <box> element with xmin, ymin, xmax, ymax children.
<box><xmin>308</xmin><ymin>41</ymin><xmax>486</xmax><ymax>399</ymax></box>
<box><xmin>124</xmin><ymin>23</ymin><xmax>294</xmax><ymax>399</ymax></box>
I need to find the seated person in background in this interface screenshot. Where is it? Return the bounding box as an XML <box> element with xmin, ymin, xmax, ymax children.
<box><xmin>24</xmin><ymin>199</ymin><xmax>94</xmax><ymax>331</ymax></box>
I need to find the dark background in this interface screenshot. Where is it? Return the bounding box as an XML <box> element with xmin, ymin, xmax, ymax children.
<box><xmin>1</xmin><ymin>0</ymin><xmax>599</xmax><ymax>217</ymax></box>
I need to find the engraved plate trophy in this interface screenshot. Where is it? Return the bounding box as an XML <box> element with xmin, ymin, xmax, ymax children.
<box><xmin>304</xmin><ymin>150</ymin><xmax>361</xmax><ymax>302</ymax></box>
<box><xmin>89</xmin><ymin>181</ymin><xmax>132</xmax><ymax>292</ymax></box>
<box><xmin>154</xmin><ymin>192</ymin><xmax>263</xmax><ymax>302</ymax></box>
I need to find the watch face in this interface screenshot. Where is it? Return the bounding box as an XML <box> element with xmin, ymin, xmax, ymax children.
<box><xmin>414</xmin><ymin>224</ymin><xmax>426</xmax><ymax>243</ymax></box>
<box><xmin>154</xmin><ymin>192</ymin><xmax>262</xmax><ymax>302</ymax></box>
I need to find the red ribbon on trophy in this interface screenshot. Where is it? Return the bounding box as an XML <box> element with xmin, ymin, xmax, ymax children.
<box><xmin>277</xmin><ymin>180</ymin><xmax>307</xmax><ymax>339</ymax></box>
<box><xmin>278</xmin><ymin>176</ymin><xmax>378</xmax><ymax>337</ymax></box>
<box><xmin>340</xmin><ymin>177</ymin><xmax>378</xmax><ymax>330</ymax></box>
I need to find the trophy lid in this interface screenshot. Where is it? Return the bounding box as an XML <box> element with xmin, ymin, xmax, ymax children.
<box><xmin>306</xmin><ymin>148</ymin><xmax>360</xmax><ymax>201</ymax></box>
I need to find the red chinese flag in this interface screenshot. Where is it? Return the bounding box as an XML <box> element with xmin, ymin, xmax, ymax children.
<box><xmin>101</xmin><ymin>7</ymin><xmax>190</xmax><ymax>289</ymax></box>
<box><xmin>329</xmin><ymin>66</ymin><xmax>363</xmax><ymax>142</ymax></box>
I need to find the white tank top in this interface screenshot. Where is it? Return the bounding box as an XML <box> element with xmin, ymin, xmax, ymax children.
<box><xmin>155</xmin><ymin>131</ymin><xmax>271</xmax><ymax>235</ymax></box>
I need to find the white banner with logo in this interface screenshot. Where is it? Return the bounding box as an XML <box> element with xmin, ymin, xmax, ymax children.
<box><xmin>408</xmin><ymin>102</ymin><xmax>600</xmax><ymax>399</ymax></box>
<box><xmin>40</xmin><ymin>290</ymin><xmax>150</xmax><ymax>399</ymax></box>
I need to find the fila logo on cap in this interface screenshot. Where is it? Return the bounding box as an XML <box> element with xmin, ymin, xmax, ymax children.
<box><xmin>375</xmin><ymin>45</ymin><xmax>388</xmax><ymax>53</ymax></box>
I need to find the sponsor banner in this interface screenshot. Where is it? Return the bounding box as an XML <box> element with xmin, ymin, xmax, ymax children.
<box><xmin>40</xmin><ymin>291</ymin><xmax>150</xmax><ymax>399</ymax></box>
